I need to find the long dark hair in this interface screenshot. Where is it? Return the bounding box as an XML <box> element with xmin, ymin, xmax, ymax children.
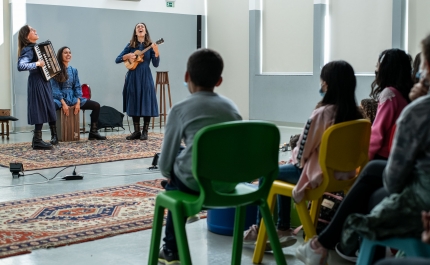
<box><xmin>129</xmin><ymin>22</ymin><xmax>152</xmax><ymax>48</ymax></box>
<box><xmin>412</xmin><ymin>52</ymin><xmax>421</xmax><ymax>83</ymax></box>
<box><xmin>53</xmin><ymin>46</ymin><xmax>70</xmax><ymax>83</ymax></box>
<box><xmin>18</xmin><ymin>25</ymin><xmax>31</xmax><ymax>57</ymax></box>
<box><xmin>370</xmin><ymin>49</ymin><xmax>413</xmax><ymax>102</ymax></box>
<box><xmin>319</xmin><ymin>60</ymin><xmax>363</xmax><ymax>124</ymax></box>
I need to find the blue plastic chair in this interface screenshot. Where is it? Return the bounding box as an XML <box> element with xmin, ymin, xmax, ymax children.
<box><xmin>357</xmin><ymin>237</ymin><xmax>430</xmax><ymax>265</ymax></box>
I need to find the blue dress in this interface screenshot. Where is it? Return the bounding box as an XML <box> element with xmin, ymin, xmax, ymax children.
<box><xmin>50</xmin><ymin>66</ymin><xmax>87</xmax><ymax>109</ymax></box>
<box><xmin>17</xmin><ymin>44</ymin><xmax>57</xmax><ymax>125</ymax></box>
<box><xmin>115</xmin><ymin>43</ymin><xmax>160</xmax><ymax>117</ymax></box>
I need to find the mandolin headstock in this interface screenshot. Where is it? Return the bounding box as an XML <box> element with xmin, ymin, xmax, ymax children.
<box><xmin>155</xmin><ymin>38</ymin><xmax>164</xmax><ymax>45</ymax></box>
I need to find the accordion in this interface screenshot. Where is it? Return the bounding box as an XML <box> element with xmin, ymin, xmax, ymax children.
<box><xmin>33</xmin><ymin>41</ymin><xmax>61</xmax><ymax>81</ymax></box>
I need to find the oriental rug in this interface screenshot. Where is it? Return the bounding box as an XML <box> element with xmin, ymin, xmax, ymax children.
<box><xmin>0</xmin><ymin>179</ymin><xmax>205</xmax><ymax>258</ymax></box>
<box><xmin>0</xmin><ymin>133</ymin><xmax>163</xmax><ymax>171</ymax></box>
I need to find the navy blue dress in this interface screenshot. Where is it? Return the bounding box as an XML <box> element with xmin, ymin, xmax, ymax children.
<box><xmin>115</xmin><ymin>43</ymin><xmax>160</xmax><ymax>117</ymax></box>
<box><xmin>17</xmin><ymin>44</ymin><xmax>57</xmax><ymax>125</ymax></box>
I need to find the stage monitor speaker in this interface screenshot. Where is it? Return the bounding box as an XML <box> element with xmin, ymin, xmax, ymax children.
<box><xmin>10</xmin><ymin>163</ymin><xmax>24</xmax><ymax>178</ymax></box>
<box><xmin>197</xmin><ymin>15</ymin><xmax>202</xmax><ymax>49</ymax></box>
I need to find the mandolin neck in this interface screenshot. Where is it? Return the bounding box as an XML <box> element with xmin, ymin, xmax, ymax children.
<box><xmin>135</xmin><ymin>45</ymin><xmax>152</xmax><ymax>56</ymax></box>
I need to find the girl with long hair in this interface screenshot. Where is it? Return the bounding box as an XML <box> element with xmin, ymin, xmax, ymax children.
<box><xmin>243</xmin><ymin>61</ymin><xmax>363</xmax><ymax>250</ymax></box>
<box><xmin>368</xmin><ymin>48</ymin><xmax>413</xmax><ymax>160</ymax></box>
<box><xmin>17</xmin><ymin>25</ymin><xmax>57</xmax><ymax>150</ymax></box>
<box><xmin>296</xmin><ymin>34</ymin><xmax>430</xmax><ymax>265</ymax></box>
<box><xmin>50</xmin><ymin>47</ymin><xmax>106</xmax><ymax>141</ymax></box>
<box><xmin>115</xmin><ymin>22</ymin><xmax>160</xmax><ymax>141</ymax></box>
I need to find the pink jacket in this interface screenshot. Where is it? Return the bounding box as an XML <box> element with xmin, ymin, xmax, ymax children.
<box><xmin>368</xmin><ymin>87</ymin><xmax>408</xmax><ymax>160</ymax></box>
<box><xmin>291</xmin><ymin>105</ymin><xmax>355</xmax><ymax>203</ymax></box>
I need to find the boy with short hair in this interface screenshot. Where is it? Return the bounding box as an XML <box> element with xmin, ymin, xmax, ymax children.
<box><xmin>158</xmin><ymin>49</ymin><xmax>242</xmax><ymax>264</ymax></box>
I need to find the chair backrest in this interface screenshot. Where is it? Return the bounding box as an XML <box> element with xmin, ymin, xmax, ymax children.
<box><xmin>192</xmin><ymin>121</ymin><xmax>280</xmax><ymax>208</ymax></box>
<box><xmin>312</xmin><ymin>119</ymin><xmax>371</xmax><ymax>198</ymax></box>
<box><xmin>81</xmin><ymin>84</ymin><xmax>92</xmax><ymax>100</ymax></box>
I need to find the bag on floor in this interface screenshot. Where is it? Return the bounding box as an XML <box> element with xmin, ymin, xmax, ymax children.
<box><xmin>316</xmin><ymin>191</ymin><xmax>344</xmax><ymax>234</ymax></box>
<box><xmin>97</xmin><ymin>106</ymin><xmax>125</xmax><ymax>130</ymax></box>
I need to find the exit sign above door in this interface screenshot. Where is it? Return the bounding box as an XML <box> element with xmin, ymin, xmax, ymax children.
<box><xmin>166</xmin><ymin>1</ymin><xmax>174</xmax><ymax>7</ymax></box>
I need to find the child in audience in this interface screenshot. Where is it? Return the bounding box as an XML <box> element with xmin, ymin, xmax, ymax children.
<box><xmin>243</xmin><ymin>60</ymin><xmax>363</xmax><ymax>250</ymax></box>
<box><xmin>368</xmin><ymin>49</ymin><xmax>413</xmax><ymax>160</ymax></box>
<box><xmin>296</xmin><ymin>34</ymin><xmax>430</xmax><ymax>265</ymax></box>
<box><xmin>157</xmin><ymin>49</ymin><xmax>242</xmax><ymax>264</ymax></box>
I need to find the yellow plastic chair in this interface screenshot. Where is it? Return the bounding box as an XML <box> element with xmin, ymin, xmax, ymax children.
<box><xmin>253</xmin><ymin>119</ymin><xmax>371</xmax><ymax>264</ymax></box>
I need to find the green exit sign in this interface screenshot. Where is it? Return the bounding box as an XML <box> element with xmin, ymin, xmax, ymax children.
<box><xmin>166</xmin><ymin>1</ymin><xmax>174</xmax><ymax>7</ymax></box>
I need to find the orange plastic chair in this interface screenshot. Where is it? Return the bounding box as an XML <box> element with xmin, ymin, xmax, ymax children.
<box><xmin>253</xmin><ymin>119</ymin><xmax>371</xmax><ymax>264</ymax></box>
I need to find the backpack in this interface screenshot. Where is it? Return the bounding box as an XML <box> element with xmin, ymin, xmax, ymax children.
<box><xmin>97</xmin><ymin>106</ymin><xmax>125</xmax><ymax>130</ymax></box>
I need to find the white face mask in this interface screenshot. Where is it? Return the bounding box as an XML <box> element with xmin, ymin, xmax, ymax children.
<box><xmin>183</xmin><ymin>82</ymin><xmax>188</xmax><ymax>88</ymax></box>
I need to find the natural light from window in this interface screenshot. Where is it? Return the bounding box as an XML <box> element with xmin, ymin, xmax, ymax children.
<box><xmin>12</xmin><ymin>0</ymin><xmax>26</xmax><ymax>35</ymax></box>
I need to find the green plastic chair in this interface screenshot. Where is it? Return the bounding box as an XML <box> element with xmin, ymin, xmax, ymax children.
<box><xmin>148</xmin><ymin>121</ymin><xmax>287</xmax><ymax>265</ymax></box>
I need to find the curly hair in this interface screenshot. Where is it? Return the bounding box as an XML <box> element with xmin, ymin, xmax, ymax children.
<box><xmin>370</xmin><ymin>49</ymin><xmax>413</xmax><ymax>102</ymax></box>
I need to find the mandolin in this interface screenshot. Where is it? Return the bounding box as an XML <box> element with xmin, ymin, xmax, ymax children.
<box><xmin>124</xmin><ymin>38</ymin><xmax>164</xmax><ymax>70</ymax></box>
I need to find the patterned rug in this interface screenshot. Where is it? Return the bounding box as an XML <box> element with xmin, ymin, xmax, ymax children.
<box><xmin>0</xmin><ymin>133</ymin><xmax>163</xmax><ymax>171</ymax></box>
<box><xmin>0</xmin><ymin>179</ymin><xmax>205</xmax><ymax>258</ymax></box>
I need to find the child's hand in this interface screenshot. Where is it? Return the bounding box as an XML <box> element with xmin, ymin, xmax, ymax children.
<box><xmin>278</xmin><ymin>161</ymin><xmax>287</xmax><ymax>165</ymax></box>
<box><xmin>421</xmin><ymin>211</ymin><xmax>430</xmax><ymax>244</ymax></box>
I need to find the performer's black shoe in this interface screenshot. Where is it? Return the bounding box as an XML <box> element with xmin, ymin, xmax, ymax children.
<box><xmin>126</xmin><ymin>122</ymin><xmax>141</xmax><ymax>140</ymax></box>
<box><xmin>32</xmin><ymin>130</ymin><xmax>53</xmax><ymax>150</ymax></box>
<box><xmin>88</xmin><ymin>122</ymin><xmax>107</xmax><ymax>140</ymax></box>
<box><xmin>49</xmin><ymin>125</ymin><xmax>58</xmax><ymax>145</ymax></box>
<box><xmin>140</xmin><ymin>122</ymin><xmax>149</xmax><ymax>140</ymax></box>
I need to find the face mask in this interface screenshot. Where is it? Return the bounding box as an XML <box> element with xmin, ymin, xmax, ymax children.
<box><xmin>183</xmin><ymin>82</ymin><xmax>188</xmax><ymax>88</ymax></box>
<box><xmin>319</xmin><ymin>87</ymin><xmax>326</xmax><ymax>97</ymax></box>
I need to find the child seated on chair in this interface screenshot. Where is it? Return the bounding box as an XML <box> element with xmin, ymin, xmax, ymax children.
<box><xmin>243</xmin><ymin>60</ymin><xmax>363</xmax><ymax>250</ymax></box>
<box><xmin>296</xmin><ymin>35</ymin><xmax>430</xmax><ymax>265</ymax></box>
<box><xmin>157</xmin><ymin>49</ymin><xmax>242</xmax><ymax>264</ymax></box>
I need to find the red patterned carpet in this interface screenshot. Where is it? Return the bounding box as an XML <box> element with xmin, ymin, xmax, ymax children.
<box><xmin>0</xmin><ymin>179</ymin><xmax>206</xmax><ymax>258</ymax></box>
<box><xmin>0</xmin><ymin>133</ymin><xmax>163</xmax><ymax>171</ymax></box>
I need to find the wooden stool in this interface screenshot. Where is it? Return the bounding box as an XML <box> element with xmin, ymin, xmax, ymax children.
<box><xmin>56</xmin><ymin>106</ymin><xmax>80</xmax><ymax>142</ymax></box>
<box><xmin>0</xmin><ymin>109</ymin><xmax>18</xmax><ymax>140</ymax></box>
<box><xmin>152</xmin><ymin>71</ymin><xmax>172</xmax><ymax>129</ymax></box>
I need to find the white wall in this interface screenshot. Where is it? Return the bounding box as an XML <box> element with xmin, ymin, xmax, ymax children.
<box><xmin>206</xmin><ymin>0</ymin><xmax>249</xmax><ymax>119</ymax></box>
<box><xmin>329</xmin><ymin>0</ymin><xmax>392</xmax><ymax>73</ymax></box>
<box><xmin>25</xmin><ymin>0</ymin><xmax>205</xmax><ymax>15</ymax></box>
<box><xmin>262</xmin><ymin>0</ymin><xmax>313</xmax><ymax>73</ymax></box>
<box><xmin>408</xmin><ymin>0</ymin><xmax>430</xmax><ymax>58</ymax></box>
<box><xmin>0</xmin><ymin>0</ymin><xmax>11</xmax><ymax>110</ymax></box>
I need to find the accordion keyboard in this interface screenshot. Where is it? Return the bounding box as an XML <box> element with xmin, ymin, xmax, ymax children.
<box><xmin>34</xmin><ymin>41</ymin><xmax>61</xmax><ymax>81</ymax></box>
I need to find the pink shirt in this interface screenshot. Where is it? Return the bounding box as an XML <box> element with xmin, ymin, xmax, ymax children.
<box><xmin>291</xmin><ymin>105</ymin><xmax>355</xmax><ymax>203</ymax></box>
<box><xmin>368</xmin><ymin>87</ymin><xmax>408</xmax><ymax>160</ymax></box>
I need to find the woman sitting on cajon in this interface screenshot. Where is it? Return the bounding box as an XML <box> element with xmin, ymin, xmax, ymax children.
<box><xmin>50</xmin><ymin>46</ymin><xmax>106</xmax><ymax>141</ymax></box>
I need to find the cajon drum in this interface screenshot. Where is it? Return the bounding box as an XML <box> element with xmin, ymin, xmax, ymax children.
<box><xmin>56</xmin><ymin>106</ymin><xmax>80</xmax><ymax>142</ymax></box>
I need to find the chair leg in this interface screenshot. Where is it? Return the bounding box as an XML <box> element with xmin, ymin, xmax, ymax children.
<box><xmin>253</xmin><ymin>191</ymin><xmax>277</xmax><ymax>264</ymax></box>
<box><xmin>309</xmin><ymin>198</ymin><xmax>322</xmax><ymax>230</ymax></box>
<box><xmin>148</xmin><ymin>204</ymin><xmax>166</xmax><ymax>265</ymax></box>
<box><xmin>356</xmin><ymin>238</ymin><xmax>376</xmax><ymax>265</ymax></box>
<box><xmin>296</xmin><ymin>200</ymin><xmax>317</xmax><ymax>242</ymax></box>
<box><xmin>172</xmin><ymin>210</ymin><xmax>192</xmax><ymax>265</ymax></box>
<box><xmin>259</xmin><ymin>203</ymin><xmax>287</xmax><ymax>265</ymax></box>
<box><xmin>231</xmin><ymin>206</ymin><xmax>246</xmax><ymax>265</ymax></box>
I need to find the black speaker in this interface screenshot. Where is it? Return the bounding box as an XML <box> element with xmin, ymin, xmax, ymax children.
<box><xmin>10</xmin><ymin>163</ymin><xmax>24</xmax><ymax>178</ymax></box>
<box><xmin>197</xmin><ymin>15</ymin><xmax>202</xmax><ymax>49</ymax></box>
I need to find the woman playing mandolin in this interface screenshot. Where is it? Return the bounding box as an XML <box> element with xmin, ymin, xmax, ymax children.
<box><xmin>115</xmin><ymin>22</ymin><xmax>160</xmax><ymax>140</ymax></box>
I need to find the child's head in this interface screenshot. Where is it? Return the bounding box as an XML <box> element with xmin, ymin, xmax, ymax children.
<box><xmin>360</xmin><ymin>98</ymin><xmax>377</xmax><ymax>124</ymax></box>
<box><xmin>370</xmin><ymin>48</ymin><xmax>413</xmax><ymax>101</ymax></box>
<box><xmin>185</xmin><ymin>49</ymin><xmax>223</xmax><ymax>93</ymax></box>
<box><xmin>319</xmin><ymin>60</ymin><xmax>363</xmax><ymax>124</ymax></box>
